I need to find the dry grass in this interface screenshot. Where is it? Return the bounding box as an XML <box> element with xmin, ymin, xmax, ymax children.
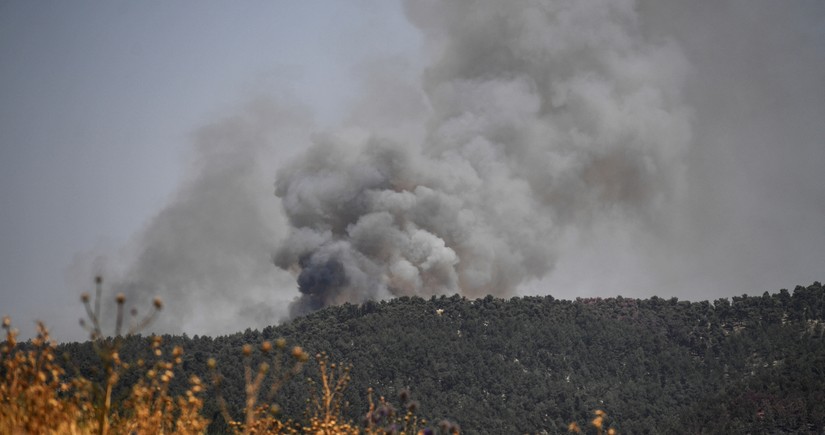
<box><xmin>109</xmin><ymin>339</ymin><xmax>208</xmax><ymax>434</ymax></box>
<box><xmin>0</xmin><ymin>277</ymin><xmax>469</xmax><ymax>434</ymax></box>
<box><xmin>304</xmin><ymin>353</ymin><xmax>359</xmax><ymax>434</ymax></box>
<box><xmin>568</xmin><ymin>409</ymin><xmax>618</xmax><ymax>435</ymax></box>
<box><xmin>1</xmin><ymin>318</ymin><xmax>92</xmax><ymax>434</ymax></box>
<box><xmin>209</xmin><ymin>339</ymin><xmax>308</xmax><ymax>434</ymax></box>
<box><xmin>0</xmin><ymin>275</ymin><xmax>207</xmax><ymax>435</ymax></box>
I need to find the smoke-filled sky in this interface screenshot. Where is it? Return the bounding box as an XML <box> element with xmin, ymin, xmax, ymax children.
<box><xmin>1</xmin><ymin>1</ymin><xmax>823</xmax><ymax>342</ymax></box>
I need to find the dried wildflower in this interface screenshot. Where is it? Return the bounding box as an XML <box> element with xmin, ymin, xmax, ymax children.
<box><xmin>115</xmin><ymin>293</ymin><xmax>126</xmax><ymax>304</ymax></box>
<box><xmin>592</xmin><ymin>416</ymin><xmax>604</xmax><ymax>429</ymax></box>
<box><xmin>275</xmin><ymin>337</ymin><xmax>287</xmax><ymax>349</ymax></box>
<box><xmin>152</xmin><ymin>297</ymin><xmax>163</xmax><ymax>310</ymax></box>
<box><xmin>1</xmin><ymin>316</ymin><xmax>9</xmax><ymax>328</ymax></box>
<box><xmin>292</xmin><ymin>346</ymin><xmax>305</xmax><ymax>359</ymax></box>
<box><xmin>242</xmin><ymin>344</ymin><xmax>253</xmax><ymax>357</ymax></box>
<box><xmin>607</xmin><ymin>428</ymin><xmax>618</xmax><ymax>435</ymax></box>
<box><xmin>261</xmin><ymin>340</ymin><xmax>272</xmax><ymax>353</ymax></box>
<box><xmin>80</xmin><ymin>292</ymin><xmax>90</xmax><ymax>303</ymax></box>
<box><xmin>568</xmin><ymin>422</ymin><xmax>582</xmax><ymax>433</ymax></box>
<box><xmin>207</xmin><ymin>357</ymin><xmax>217</xmax><ymax>369</ymax></box>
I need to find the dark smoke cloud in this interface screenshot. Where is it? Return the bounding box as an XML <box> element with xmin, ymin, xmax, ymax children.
<box><xmin>275</xmin><ymin>0</ymin><xmax>692</xmax><ymax>316</ymax></box>
<box><xmin>104</xmin><ymin>0</ymin><xmax>825</xmax><ymax>333</ymax></box>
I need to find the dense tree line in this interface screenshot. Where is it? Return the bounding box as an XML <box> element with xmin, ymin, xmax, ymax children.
<box><xmin>56</xmin><ymin>282</ymin><xmax>825</xmax><ymax>433</ymax></box>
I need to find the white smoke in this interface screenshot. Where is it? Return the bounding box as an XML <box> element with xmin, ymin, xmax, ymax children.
<box><xmin>110</xmin><ymin>99</ymin><xmax>314</xmax><ymax>334</ymax></box>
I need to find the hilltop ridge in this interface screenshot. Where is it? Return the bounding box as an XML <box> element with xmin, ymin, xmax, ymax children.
<box><xmin>59</xmin><ymin>282</ymin><xmax>825</xmax><ymax>433</ymax></box>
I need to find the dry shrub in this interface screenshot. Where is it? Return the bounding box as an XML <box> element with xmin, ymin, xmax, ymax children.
<box><xmin>0</xmin><ymin>318</ymin><xmax>93</xmax><ymax>434</ymax></box>
<box><xmin>305</xmin><ymin>353</ymin><xmax>358</xmax><ymax>434</ymax></box>
<box><xmin>110</xmin><ymin>340</ymin><xmax>208</xmax><ymax>434</ymax></box>
<box><xmin>568</xmin><ymin>409</ymin><xmax>618</xmax><ymax>435</ymax></box>
<box><xmin>210</xmin><ymin>339</ymin><xmax>308</xmax><ymax>434</ymax></box>
<box><xmin>1</xmin><ymin>277</ymin><xmax>460</xmax><ymax>434</ymax></box>
<box><xmin>0</xmin><ymin>277</ymin><xmax>207</xmax><ymax>435</ymax></box>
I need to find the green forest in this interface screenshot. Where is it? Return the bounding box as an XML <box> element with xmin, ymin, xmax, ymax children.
<box><xmin>43</xmin><ymin>282</ymin><xmax>825</xmax><ymax>433</ymax></box>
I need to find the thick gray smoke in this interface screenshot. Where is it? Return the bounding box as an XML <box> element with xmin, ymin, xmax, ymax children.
<box><xmin>103</xmin><ymin>0</ymin><xmax>825</xmax><ymax>334</ymax></box>
<box><xmin>274</xmin><ymin>0</ymin><xmax>691</xmax><ymax>316</ymax></box>
<box><xmin>109</xmin><ymin>100</ymin><xmax>314</xmax><ymax>334</ymax></box>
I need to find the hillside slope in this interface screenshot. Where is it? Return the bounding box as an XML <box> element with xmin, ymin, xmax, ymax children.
<box><xmin>60</xmin><ymin>282</ymin><xmax>825</xmax><ymax>433</ymax></box>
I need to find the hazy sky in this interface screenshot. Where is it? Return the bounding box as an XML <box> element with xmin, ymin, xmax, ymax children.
<box><xmin>1</xmin><ymin>1</ymin><xmax>823</xmax><ymax>342</ymax></box>
<box><xmin>0</xmin><ymin>0</ymin><xmax>418</xmax><ymax>340</ymax></box>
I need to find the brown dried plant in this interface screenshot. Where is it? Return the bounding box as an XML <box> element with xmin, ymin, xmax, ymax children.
<box><xmin>361</xmin><ymin>387</ymin><xmax>434</xmax><ymax>435</ymax></box>
<box><xmin>109</xmin><ymin>340</ymin><xmax>208</xmax><ymax>434</ymax></box>
<box><xmin>78</xmin><ymin>276</ymin><xmax>163</xmax><ymax>435</ymax></box>
<box><xmin>1</xmin><ymin>276</ymin><xmax>463</xmax><ymax>435</ymax></box>
<box><xmin>0</xmin><ymin>317</ymin><xmax>93</xmax><ymax>434</ymax></box>
<box><xmin>568</xmin><ymin>409</ymin><xmax>618</xmax><ymax>435</ymax></box>
<box><xmin>0</xmin><ymin>277</ymin><xmax>208</xmax><ymax>435</ymax></box>
<box><xmin>210</xmin><ymin>338</ymin><xmax>309</xmax><ymax>434</ymax></box>
<box><xmin>305</xmin><ymin>352</ymin><xmax>359</xmax><ymax>434</ymax></box>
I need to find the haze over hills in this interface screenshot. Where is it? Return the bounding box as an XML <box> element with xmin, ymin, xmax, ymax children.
<box><xmin>58</xmin><ymin>282</ymin><xmax>825</xmax><ymax>433</ymax></box>
<box><xmin>62</xmin><ymin>0</ymin><xmax>822</xmax><ymax>341</ymax></box>
<box><xmin>3</xmin><ymin>0</ymin><xmax>823</xmax><ymax>345</ymax></box>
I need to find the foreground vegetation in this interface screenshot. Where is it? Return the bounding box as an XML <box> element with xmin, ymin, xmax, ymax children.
<box><xmin>3</xmin><ymin>280</ymin><xmax>825</xmax><ymax>433</ymax></box>
<box><xmin>1</xmin><ymin>278</ymin><xmax>463</xmax><ymax>434</ymax></box>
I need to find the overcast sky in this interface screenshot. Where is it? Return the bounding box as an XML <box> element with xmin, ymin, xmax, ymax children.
<box><xmin>0</xmin><ymin>0</ymin><xmax>419</xmax><ymax>340</ymax></box>
<box><xmin>1</xmin><ymin>1</ymin><xmax>823</xmax><ymax>342</ymax></box>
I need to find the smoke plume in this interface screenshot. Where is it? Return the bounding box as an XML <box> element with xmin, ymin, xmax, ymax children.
<box><xmin>274</xmin><ymin>0</ymin><xmax>691</xmax><ymax>316</ymax></box>
<box><xmin>110</xmin><ymin>100</ymin><xmax>314</xmax><ymax>334</ymax></box>
<box><xmin>103</xmin><ymin>0</ymin><xmax>825</xmax><ymax>334</ymax></box>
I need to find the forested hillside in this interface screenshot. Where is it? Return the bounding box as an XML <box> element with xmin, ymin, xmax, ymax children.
<box><xmin>58</xmin><ymin>283</ymin><xmax>825</xmax><ymax>433</ymax></box>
